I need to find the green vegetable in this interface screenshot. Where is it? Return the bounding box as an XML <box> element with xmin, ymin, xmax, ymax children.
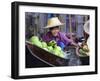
<box><xmin>79</xmin><ymin>49</ymin><xmax>87</xmax><ymax>55</ymax></box>
<box><xmin>29</xmin><ymin>36</ymin><xmax>42</xmax><ymax>48</ymax></box>
<box><xmin>41</xmin><ymin>42</ymin><xmax>47</xmax><ymax>48</ymax></box>
<box><xmin>48</xmin><ymin>40</ymin><xmax>57</xmax><ymax>46</ymax></box>
<box><xmin>53</xmin><ymin>45</ymin><xmax>64</xmax><ymax>58</ymax></box>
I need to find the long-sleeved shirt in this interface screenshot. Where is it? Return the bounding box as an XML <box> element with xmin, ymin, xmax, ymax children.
<box><xmin>42</xmin><ymin>31</ymin><xmax>73</xmax><ymax>46</ymax></box>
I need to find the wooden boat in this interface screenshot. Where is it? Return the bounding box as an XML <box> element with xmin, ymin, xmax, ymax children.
<box><xmin>26</xmin><ymin>41</ymin><xmax>69</xmax><ymax>67</ymax></box>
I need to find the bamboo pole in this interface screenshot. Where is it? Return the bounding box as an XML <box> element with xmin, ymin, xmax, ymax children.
<box><xmin>69</xmin><ymin>15</ymin><xmax>72</xmax><ymax>39</ymax></box>
<box><xmin>84</xmin><ymin>16</ymin><xmax>88</xmax><ymax>41</ymax></box>
<box><xmin>76</xmin><ymin>16</ymin><xmax>78</xmax><ymax>34</ymax></box>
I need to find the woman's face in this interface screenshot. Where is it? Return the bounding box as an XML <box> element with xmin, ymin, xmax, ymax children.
<box><xmin>50</xmin><ymin>27</ymin><xmax>60</xmax><ymax>36</ymax></box>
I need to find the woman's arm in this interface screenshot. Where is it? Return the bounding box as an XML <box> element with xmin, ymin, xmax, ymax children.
<box><xmin>61</xmin><ymin>32</ymin><xmax>78</xmax><ymax>47</ymax></box>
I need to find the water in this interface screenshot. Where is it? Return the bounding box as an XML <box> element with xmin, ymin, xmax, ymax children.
<box><xmin>64</xmin><ymin>48</ymin><xmax>81</xmax><ymax>66</ymax></box>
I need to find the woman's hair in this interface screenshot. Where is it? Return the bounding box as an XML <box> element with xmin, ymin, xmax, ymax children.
<box><xmin>49</xmin><ymin>26</ymin><xmax>59</xmax><ymax>31</ymax></box>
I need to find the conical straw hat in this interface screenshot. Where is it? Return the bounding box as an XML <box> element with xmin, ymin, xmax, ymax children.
<box><xmin>83</xmin><ymin>20</ymin><xmax>90</xmax><ymax>34</ymax></box>
<box><xmin>44</xmin><ymin>17</ymin><xmax>64</xmax><ymax>28</ymax></box>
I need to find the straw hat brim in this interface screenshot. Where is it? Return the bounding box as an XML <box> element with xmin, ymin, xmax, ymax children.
<box><xmin>44</xmin><ymin>23</ymin><xmax>65</xmax><ymax>29</ymax></box>
<box><xmin>83</xmin><ymin>20</ymin><xmax>90</xmax><ymax>34</ymax></box>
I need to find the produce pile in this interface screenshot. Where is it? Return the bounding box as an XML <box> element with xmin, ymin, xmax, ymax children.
<box><xmin>29</xmin><ymin>36</ymin><xmax>65</xmax><ymax>58</ymax></box>
<box><xmin>79</xmin><ymin>44</ymin><xmax>89</xmax><ymax>56</ymax></box>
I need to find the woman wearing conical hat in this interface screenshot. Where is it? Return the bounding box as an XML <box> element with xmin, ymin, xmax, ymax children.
<box><xmin>76</xmin><ymin>20</ymin><xmax>90</xmax><ymax>56</ymax></box>
<box><xmin>42</xmin><ymin>17</ymin><xmax>78</xmax><ymax>50</ymax></box>
<box><xmin>83</xmin><ymin>20</ymin><xmax>90</xmax><ymax>55</ymax></box>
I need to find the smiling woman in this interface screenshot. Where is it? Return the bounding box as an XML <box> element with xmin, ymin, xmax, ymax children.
<box><xmin>11</xmin><ymin>1</ymin><xmax>97</xmax><ymax>79</ymax></box>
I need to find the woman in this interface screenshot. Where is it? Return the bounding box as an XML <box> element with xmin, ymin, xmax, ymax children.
<box><xmin>42</xmin><ymin>17</ymin><xmax>78</xmax><ymax>50</ymax></box>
